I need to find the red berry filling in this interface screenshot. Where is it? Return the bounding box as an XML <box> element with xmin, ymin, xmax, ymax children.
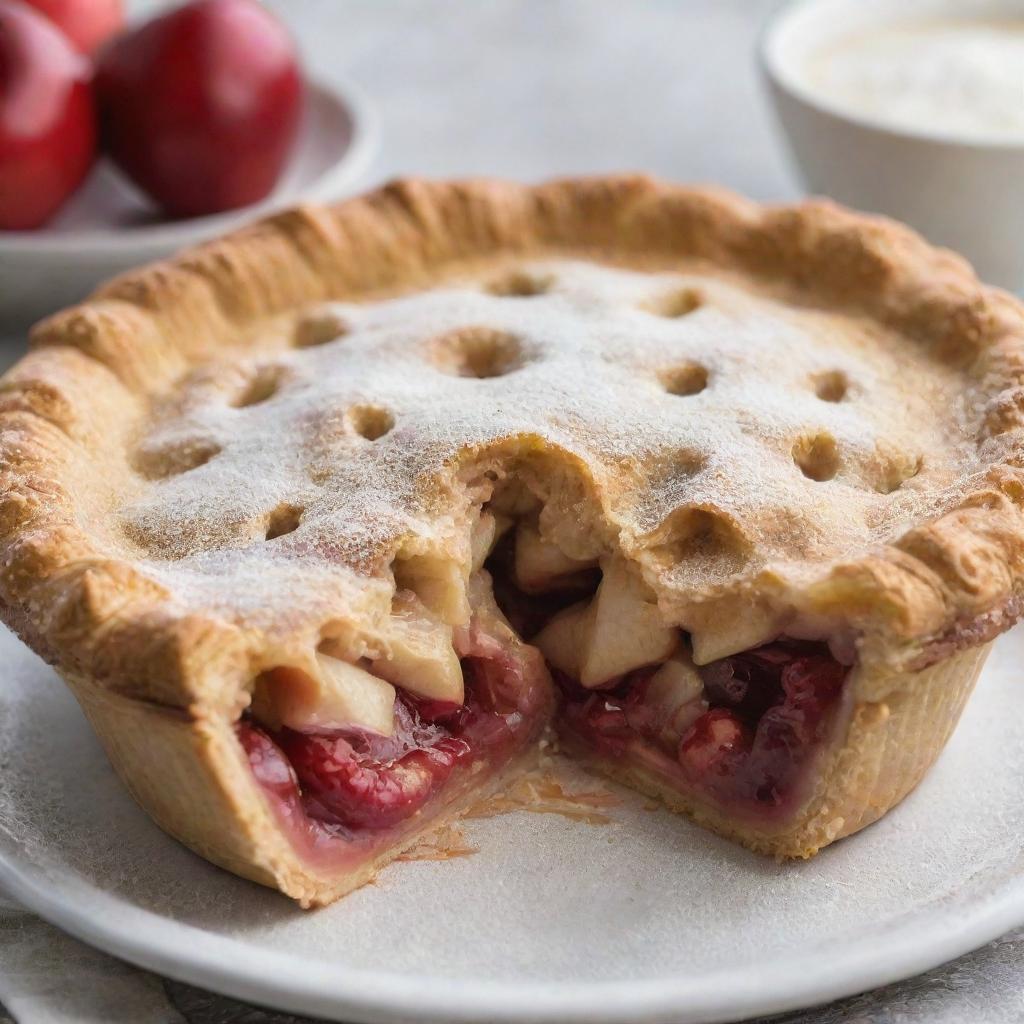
<box><xmin>276</xmin><ymin>711</ymin><xmax>472</xmax><ymax>832</ymax></box>
<box><xmin>559</xmin><ymin>640</ymin><xmax>849</xmax><ymax>815</ymax></box>
<box><xmin>239</xmin><ymin>637</ymin><xmax>550</xmax><ymax>850</ymax></box>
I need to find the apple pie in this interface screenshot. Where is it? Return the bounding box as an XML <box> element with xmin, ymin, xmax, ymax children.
<box><xmin>2</xmin><ymin>176</ymin><xmax>1023</xmax><ymax>906</ymax></box>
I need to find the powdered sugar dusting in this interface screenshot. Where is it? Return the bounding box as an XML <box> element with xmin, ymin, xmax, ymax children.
<box><xmin>121</xmin><ymin>260</ymin><xmax>975</xmax><ymax>626</ymax></box>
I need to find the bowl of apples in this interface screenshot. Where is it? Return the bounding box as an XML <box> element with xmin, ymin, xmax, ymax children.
<box><xmin>0</xmin><ymin>0</ymin><xmax>376</xmax><ymax>325</ymax></box>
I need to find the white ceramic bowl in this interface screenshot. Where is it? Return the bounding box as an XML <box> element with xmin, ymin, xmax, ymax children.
<box><xmin>761</xmin><ymin>0</ymin><xmax>1024</xmax><ymax>291</ymax></box>
<box><xmin>0</xmin><ymin>77</ymin><xmax>377</xmax><ymax>328</ymax></box>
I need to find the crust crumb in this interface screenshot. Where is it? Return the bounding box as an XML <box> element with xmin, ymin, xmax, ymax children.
<box><xmin>397</xmin><ymin>823</ymin><xmax>480</xmax><ymax>862</ymax></box>
<box><xmin>467</xmin><ymin>769</ymin><xmax>620</xmax><ymax>825</ymax></box>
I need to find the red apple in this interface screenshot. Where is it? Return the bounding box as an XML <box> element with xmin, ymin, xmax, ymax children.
<box><xmin>96</xmin><ymin>0</ymin><xmax>304</xmax><ymax>219</ymax></box>
<box><xmin>19</xmin><ymin>0</ymin><xmax>122</xmax><ymax>55</ymax></box>
<box><xmin>0</xmin><ymin>0</ymin><xmax>96</xmax><ymax>230</ymax></box>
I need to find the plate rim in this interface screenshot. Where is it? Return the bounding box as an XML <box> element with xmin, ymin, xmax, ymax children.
<box><xmin>1</xmin><ymin>791</ymin><xmax>1023</xmax><ymax>1023</ymax></box>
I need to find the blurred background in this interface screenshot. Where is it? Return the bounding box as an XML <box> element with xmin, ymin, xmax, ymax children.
<box><xmin>6</xmin><ymin>0</ymin><xmax>1024</xmax><ymax>331</ymax></box>
<box><xmin>129</xmin><ymin>0</ymin><xmax>793</xmax><ymax>194</ymax></box>
<box><xmin>0</xmin><ymin>0</ymin><xmax>803</xmax><ymax>333</ymax></box>
<box><xmin>9</xmin><ymin>0</ymin><xmax>1020</xmax><ymax>330</ymax></box>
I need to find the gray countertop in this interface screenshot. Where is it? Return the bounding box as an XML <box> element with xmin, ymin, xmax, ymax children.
<box><xmin>0</xmin><ymin>2</ymin><xmax>1020</xmax><ymax>1022</ymax></box>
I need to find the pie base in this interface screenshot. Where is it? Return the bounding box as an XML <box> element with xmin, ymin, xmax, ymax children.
<box><xmin>62</xmin><ymin>641</ymin><xmax>986</xmax><ymax>901</ymax></box>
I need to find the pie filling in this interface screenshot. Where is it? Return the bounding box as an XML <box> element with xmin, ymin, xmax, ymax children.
<box><xmin>237</xmin><ymin>605</ymin><xmax>552</xmax><ymax>870</ymax></box>
<box><xmin>554</xmin><ymin>640</ymin><xmax>848</xmax><ymax>819</ymax></box>
<box><xmin>239</xmin><ymin>493</ymin><xmax>852</xmax><ymax>867</ymax></box>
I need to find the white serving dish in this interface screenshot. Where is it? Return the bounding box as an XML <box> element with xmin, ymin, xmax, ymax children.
<box><xmin>761</xmin><ymin>0</ymin><xmax>1024</xmax><ymax>291</ymax></box>
<box><xmin>2</xmin><ymin>620</ymin><xmax>1024</xmax><ymax>1023</ymax></box>
<box><xmin>0</xmin><ymin>77</ymin><xmax>377</xmax><ymax>329</ymax></box>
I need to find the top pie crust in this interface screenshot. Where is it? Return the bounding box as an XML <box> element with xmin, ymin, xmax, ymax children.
<box><xmin>2</xmin><ymin>176</ymin><xmax>1024</xmax><ymax>724</ymax></box>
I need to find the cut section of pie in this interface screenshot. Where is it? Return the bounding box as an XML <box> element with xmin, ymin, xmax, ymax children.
<box><xmin>2</xmin><ymin>176</ymin><xmax>1023</xmax><ymax>906</ymax></box>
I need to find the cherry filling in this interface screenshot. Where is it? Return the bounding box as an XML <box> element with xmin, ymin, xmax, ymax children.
<box><xmin>238</xmin><ymin>642</ymin><xmax>550</xmax><ymax>857</ymax></box>
<box><xmin>558</xmin><ymin>640</ymin><xmax>849</xmax><ymax>817</ymax></box>
<box><xmin>276</xmin><ymin>710</ymin><xmax>471</xmax><ymax>832</ymax></box>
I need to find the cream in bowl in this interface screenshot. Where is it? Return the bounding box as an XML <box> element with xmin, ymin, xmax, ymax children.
<box><xmin>803</xmin><ymin>18</ymin><xmax>1024</xmax><ymax>142</ymax></box>
<box><xmin>762</xmin><ymin>1</ymin><xmax>1024</xmax><ymax>290</ymax></box>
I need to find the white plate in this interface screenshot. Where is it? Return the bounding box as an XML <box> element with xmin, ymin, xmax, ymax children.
<box><xmin>1</xmin><ymin>624</ymin><xmax>1023</xmax><ymax>1024</ymax></box>
<box><xmin>0</xmin><ymin>77</ymin><xmax>377</xmax><ymax>327</ymax></box>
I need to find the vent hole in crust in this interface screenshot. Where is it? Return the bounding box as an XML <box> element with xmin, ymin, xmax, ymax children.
<box><xmin>793</xmin><ymin>433</ymin><xmax>840</xmax><ymax>482</ymax></box>
<box><xmin>347</xmin><ymin>404</ymin><xmax>395</xmax><ymax>441</ymax></box>
<box><xmin>233</xmin><ymin>366</ymin><xmax>285</xmax><ymax>409</ymax></box>
<box><xmin>649</xmin><ymin>448</ymin><xmax>707</xmax><ymax>484</ymax></box>
<box><xmin>266</xmin><ymin>503</ymin><xmax>303</xmax><ymax>540</ymax></box>
<box><xmin>661</xmin><ymin>362</ymin><xmax>708</xmax><ymax>397</ymax></box>
<box><xmin>643</xmin><ymin>288</ymin><xmax>703</xmax><ymax>319</ymax></box>
<box><xmin>134</xmin><ymin>440</ymin><xmax>222</xmax><ymax>480</ymax></box>
<box><xmin>431</xmin><ymin>327</ymin><xmax>526</xmax><ymax>379</ymax></box>
<box><xmin>648</xmin><ymin>506</ymin><xmax>751</xmax><ymax>577</ymax></box>
<box><xmin>294</xmin><ymin>309</ymin><xmax>349</xmax><ymax>348</ymax></box>
<box><xmin>812</xmin><ymin>370</ymin><xmax>849</xmax><ymax>403</ymax></box>
<box><xmin>875</xmin><ymin>454</ymin><xmax>923</xmax><ymax>494</ymax></box>
<box><xmin>486</xmin><ymin>270</ymin><xmax>553</xmax><ymax>297</ymax></box>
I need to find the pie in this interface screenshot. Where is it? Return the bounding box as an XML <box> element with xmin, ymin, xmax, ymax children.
<box><xmin>2</xmin><ymin>176</ymin><xmax>1023</xmax><ymax>907</ymax></box>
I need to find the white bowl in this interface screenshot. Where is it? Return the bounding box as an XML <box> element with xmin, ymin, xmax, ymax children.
<box><xmin>761</xmin><ymin>0</ymin><xmax>1024</xmax><ymax>290</ymax></box>
<box><xmin>0</xmin><ymin>77</ymin><xmax>377</xmax><ymax>328</ymax></box>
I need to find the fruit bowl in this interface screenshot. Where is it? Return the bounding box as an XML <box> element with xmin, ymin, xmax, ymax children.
<box><xmin>0</xmin><ymin>77</ymin><xmax>377</xmax><ymax>328</ymax></box>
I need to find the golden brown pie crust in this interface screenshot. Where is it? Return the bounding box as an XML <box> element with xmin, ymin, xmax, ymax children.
<box><xmin>2</xmin><ymin>176</ymin><xmax>1023</xmax><ymax>904</ymax></box>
